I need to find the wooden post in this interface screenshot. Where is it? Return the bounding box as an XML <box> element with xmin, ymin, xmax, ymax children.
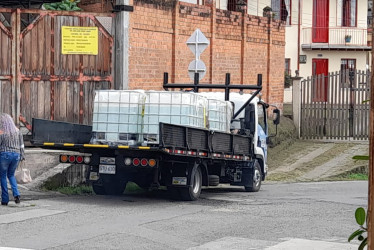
<box><xmin>368</xmin><ymin>15</ymin><xmax>374</xmax><ymax>248</ymax></box>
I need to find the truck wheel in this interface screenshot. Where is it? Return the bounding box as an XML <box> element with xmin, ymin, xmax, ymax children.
<box><xmin>208</xmin><ymin>175</ymin><xmax>219</xmax><ymax>186</ymax></box>
<box><xmin>179</xmin><ymin>165</ymin><xmax>202</xmax><ymax>201</ymax></box>
<box><xmin>245</xmin><ymin>161</ymin><xmax>262</xmax><ymax>192</ymax></box>
<box><xmin>92</xmin><ymin>182</ymin><xmax>106</xmax><ymax>195</ymax></box>
<box><xmin>102</xmin><ymin>175</ymin><xmax>127</xmax><ymax>195</ymax></box>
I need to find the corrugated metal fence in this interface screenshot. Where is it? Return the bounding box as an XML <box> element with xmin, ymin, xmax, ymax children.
<box><xmin>300</xmin><ymin>70</ymin><xmax>371</xmax><ymax>140</ymax></box>
<box><xmin>0</xmin><ymin>8</ymin><xmax>114</xmax><ymax>125</ymax></box>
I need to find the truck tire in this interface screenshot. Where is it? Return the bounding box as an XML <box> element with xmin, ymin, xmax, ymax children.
<box><xmin>245</xmin><ymin>161</ymin><xmax>262</xmax><ymax>192</ymax></box>
<box><xmin>179</xmin><ymin>165</ymin><xmax>202</xmax><ymax>201</ymax></box>
<box><xmin>208</xmin><ymin>175</ymin><xmax>219</xmax><ymax>186</ymax></box>
<box><xmin>101</xmin><ymin>175</ymin><xmax>127</xmax><ymax>195</ymax></box>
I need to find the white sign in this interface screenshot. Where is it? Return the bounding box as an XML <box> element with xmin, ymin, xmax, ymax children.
<box><xmin>186</xmin><ymin>29</ymin><xmax>210</xmax><ymax>58</ymax></box>
<box><xmin>188</xmin><ymin>60</ymin><xmax>206</xmax><ymax>81</ymax></box>
<box><xmin>187</xmin><ymin>29</ymin><xmax>210</xmax><ymax>81</ymax></box>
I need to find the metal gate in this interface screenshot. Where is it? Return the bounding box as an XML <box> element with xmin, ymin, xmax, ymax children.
<box><xmin>300</xmin><ymin>70</ymin><xmax>371</xmax><ymax>140</ymax></box>
<box><xmin>0</xmin><ymin>8</ymin><xmax>114</xmax><ymax>125</ymax></box>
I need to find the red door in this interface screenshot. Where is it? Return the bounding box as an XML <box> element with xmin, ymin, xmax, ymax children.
<box><xmin>312</xmin><ymin>59</ymin><xmax>328</xmax><ymax>102</ymax></box>
<box><xmin>312</xmin><ymin>0</ymin><xmax>329</xmax><ymax>43</ymax></box>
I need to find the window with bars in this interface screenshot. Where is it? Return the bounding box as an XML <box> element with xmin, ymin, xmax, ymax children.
<box><xmin>285</xmin><ymin>58</ymin><xmax>291</xmax><ymax>75</ymax></box>
<box><xmin>342</xmin><ymin>0</ymin><xmax>357</xmax><ymax>27</ymax></box>
<box><xmin>227</xmin><ymin>0</ymin><xmax>247</xmax><ymax>12</ymax></box>
<box><xmin>284</xmin><ymin>58</ymin><xmax>291</xmax><ymax>88</ymax></box>
<box><xmin>271</xmin><ymin>0</ymin><xmax>291</xmax><ymax>25</ymax></box>
<box><xmin>340</xmin><ymin>59</ymin><xmax>356</xmax><ymax>88</ymax></box>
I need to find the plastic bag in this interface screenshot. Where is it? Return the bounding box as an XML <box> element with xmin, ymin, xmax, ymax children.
<box><xmin>15</xmin><ymin>161</ymin><xmax>32</xmax><ymax>184</ymax></box>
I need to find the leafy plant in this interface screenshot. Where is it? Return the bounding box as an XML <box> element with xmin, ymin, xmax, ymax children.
<box><xmin>353</xmin><ymin>155</ymin><xmax>369</xmax><ymax>161</ymax></box>
<box><xmin>43</xmin><ymin>0</ymin><xmax>82</xmax><ymax>11</ymax></box>
<box><xmin>263</xmin><ymin>6</ymin><xmax>272</xmax><ymax>12</ymax></box>
<box><xmin>284</xmin><ymin>72</ymin><xmax>292</xmax><ymax>88</ymax></box>
<box><xmin>348</xmin><ymin>207</ymin><xmax>368</xmax><ymax>249</ymax></box>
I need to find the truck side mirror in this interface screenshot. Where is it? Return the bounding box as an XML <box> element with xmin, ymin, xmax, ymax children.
<box><xmin>273</xmin><ymin>109</ymin><xmax>280</xmax><ymax>125</ymax></box>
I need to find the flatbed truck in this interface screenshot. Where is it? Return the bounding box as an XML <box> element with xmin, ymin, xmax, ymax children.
<box><xmin>31</xmin><ymin>74</ymin><xmax>280</xmax><ymax>200</ymax></box>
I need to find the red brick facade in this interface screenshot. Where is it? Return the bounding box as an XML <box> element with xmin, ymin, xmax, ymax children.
<box><xmin>81</xmin><ymin>1</ymin><xmax>285</xmax><ymax>109</ymax></box>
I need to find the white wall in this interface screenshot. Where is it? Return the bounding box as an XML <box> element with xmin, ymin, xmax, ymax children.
<box><xmin>284</xmin><ymin>0</ymin><xmax>300</xmax><ymax>76</ymax></box>
<box><xmin>181</xmin><ymin>0</ymin><xmax>198</xmax><ymax>4</ymax></box>
<box><xmin>285</xmin><ymin>0</ymin><xmax>369</xmax><ymax>79</ymax></box>
<box><xmin>301</xmin><ymin>0</ymin><xmax>368</xmax><ymax>28</ymax></box>
<box><xmin>285</xmin><ymin>25</ymin><xmax>299</xmax><ymax>76</ymax></box>
<box><xmin>216</xmin><ymin>0</ymin><xmax>228</xmax><ymax>10</ymax></box>
<box><xmin>299</xmin><ymin>50</ymin><xmax>368</xmax><ymax>77</ymax></box>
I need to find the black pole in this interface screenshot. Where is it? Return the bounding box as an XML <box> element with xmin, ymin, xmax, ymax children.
<box><xmin>257</xmin><ymin>74</ymin><xmax>262</xmax><ymax>86</ymax></box>
<box><xmin>233</xmin><ymin>89</ymin><xmax>262</xmax><ymax>119</ymax></box>
<box><xmin>163</xmin><ymin>72</ymin><xmax>169</xmax><ymax>90</ymax></box>
<box><xmin>163</xmin><ymin>72</ymin><xmax>168</xmax><ymax>84</ymax></box>
<box><xmin>225</xmin><ymin>73</ymin><xmax>230</xmax><ymax>101</ymax></box>
<box><xmin>349</xmin><ymin>68</ymin><xmax>355</xmax><ymax>137</ymax></box>
<box><xmin>194</xmin><ymin>73</ymin><xmax>199</xmax><ymax>92</ymax></box>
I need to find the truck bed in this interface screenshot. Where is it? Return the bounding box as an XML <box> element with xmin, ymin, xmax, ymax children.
<box><xmin>32</xmin><ymin>118</ymin><xmax>253</xmax><ymax>160</ymax></box>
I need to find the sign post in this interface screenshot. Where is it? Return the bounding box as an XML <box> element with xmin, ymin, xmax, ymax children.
<box><xmin>186</xmin><ymin>29</ymin><xmax>209</xmax><ymax>81</ymax></box>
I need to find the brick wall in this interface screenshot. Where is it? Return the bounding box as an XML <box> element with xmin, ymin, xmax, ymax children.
<box><xmin>79</xmin><ymin>0</ymin><xmax>113</xmax><ymax>12</ymax></box>
<box><xmin>81</xmin><ymin>0</ymin><xmax>286</xmax><ymax>109</ymax></box>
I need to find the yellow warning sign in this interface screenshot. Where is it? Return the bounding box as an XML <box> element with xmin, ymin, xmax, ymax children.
<box><xmin>61</xmin><ymin>26</ymin><xmax>98</xmax><ymax>55</ymax></box>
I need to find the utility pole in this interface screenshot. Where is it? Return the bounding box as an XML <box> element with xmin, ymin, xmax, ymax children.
<box><xmin>113</xmin><ymin>0</ymin><xmax>133</xmax><ymax>90</ymax></box>
<box><xmin>368</xmin><ymin>13</ymin><xmax>374</xmax><ymax>248</ymax></box>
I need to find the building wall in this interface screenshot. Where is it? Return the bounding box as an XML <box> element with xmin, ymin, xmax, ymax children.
<box><xmin>302</xmin><ymin>0</ymin><xmax>368</xmax><ymax>28</ymax></box>
<box><xmin>81</xmin><ymin>0</ymin><xmax>285</xmax><ymax>109</ymax></box>
<box><xmin>209</xmin><ymin>0</ymin><xmax>271</xmax><ymax>14</ymax></box>
<box><xmin>284</xmin><ymin>0</ymin><xmax>369</xmax><ymax>79</ymax></box>
<box><xmin>285</xmin><ymin>25</ymin><xmax>298</xmax><ymax>74</ymax></box>
<box><xmin>299</xmin><ymin>51</ymin><xmax>369</xmax><ymax>77</ymax></box>
<box><xmin>129</xmin><ymin>2</ymin><xmax>285</xmax><ymax>108</ymax></box>
<box><xmin>79</xmin><ymin>0</ymin><xmax>112</xmax><ymax>12</ymax></box>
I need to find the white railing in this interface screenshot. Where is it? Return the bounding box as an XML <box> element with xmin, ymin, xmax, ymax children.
<box><xmin>302</xmin><ymin>27</ymin><xmax>368</xmax><ymax>46</ymax></box>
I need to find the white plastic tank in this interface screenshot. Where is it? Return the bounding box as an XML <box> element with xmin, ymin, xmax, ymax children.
<box><xmin>91</xmin><ymin>90</ymin><xmax>146</xmax><ymax>144</ymax></box>
<box><xmin>142</xmin><ymin>91</ymin><xmax>207</xmax><ymax>143</ymax></box>
<box><xmin>198</xmin><ymin>92</ymin><xmax>257</xmax><ymax>130</ymax></box>
<box><xmin>198</xmin><ymin>92</ymin><xmax>233</xmax><ymax>132</ymax></box>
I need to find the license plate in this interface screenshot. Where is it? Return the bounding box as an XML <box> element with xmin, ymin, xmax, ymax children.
<box><xmin>99</xmin><ymin>165</ymin><xmax>116</xmax><ymax>174</ymax></box>
<box><xmin>172</xmin><ymin>177</ymin><xmax>187</xmax><ymax>185</ymax></box>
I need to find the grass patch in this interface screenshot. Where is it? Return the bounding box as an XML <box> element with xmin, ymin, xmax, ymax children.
<box><xmin>43</xmin><ymin>181</ymin><xmax>145</xmax><ymax>195</ymax></box>
<box><xmin>322</xmin><ymin>166</ymin><xmax>368</xmax><ymax>181</ymax></box>
<box><xmin>324</xmin><ymin>173</ymin><xmax>368</xmax><ymax>181</ymax></box>
<box><xmin>44</xmin><ymin>184</ymin><xmax>94</xmax><ymax>195</ymax></box>
<box><xmin>124</xmin><ymin>182</ymin><xmax>144</xmax><ymax>193</ymax></box>
<box><xmin>345</xmin><ymin>173</ymin><xmax>368</xmax><ymax>180</ymax></box>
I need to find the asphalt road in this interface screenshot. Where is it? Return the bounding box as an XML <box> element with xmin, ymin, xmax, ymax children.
<box><xmin>0</xmin><ymin>181</ymin><xmax>368</xmax><ymax>250</ymax></box>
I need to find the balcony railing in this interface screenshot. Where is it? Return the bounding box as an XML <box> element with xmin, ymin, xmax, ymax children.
<box><xmin>302</xmin><ymin>27</ymin><xmax>369</xmax><ymax>47</ymax></box>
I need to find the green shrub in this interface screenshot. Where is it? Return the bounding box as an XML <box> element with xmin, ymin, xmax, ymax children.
<box><xmin>43</xmin><ymin>0</ymin><xmax>82</xmax><ymax>11</ymax></box>
<box><xmin>348</xmin><ymin>207</ymin><xmax>367</xmax><ymax>250</ymax></box>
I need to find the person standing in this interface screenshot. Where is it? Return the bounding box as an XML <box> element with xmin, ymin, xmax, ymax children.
<box><xmin>0</xmin><ymin>113</ymin><xmax>25</xmax><ymax>205</ymax></box>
